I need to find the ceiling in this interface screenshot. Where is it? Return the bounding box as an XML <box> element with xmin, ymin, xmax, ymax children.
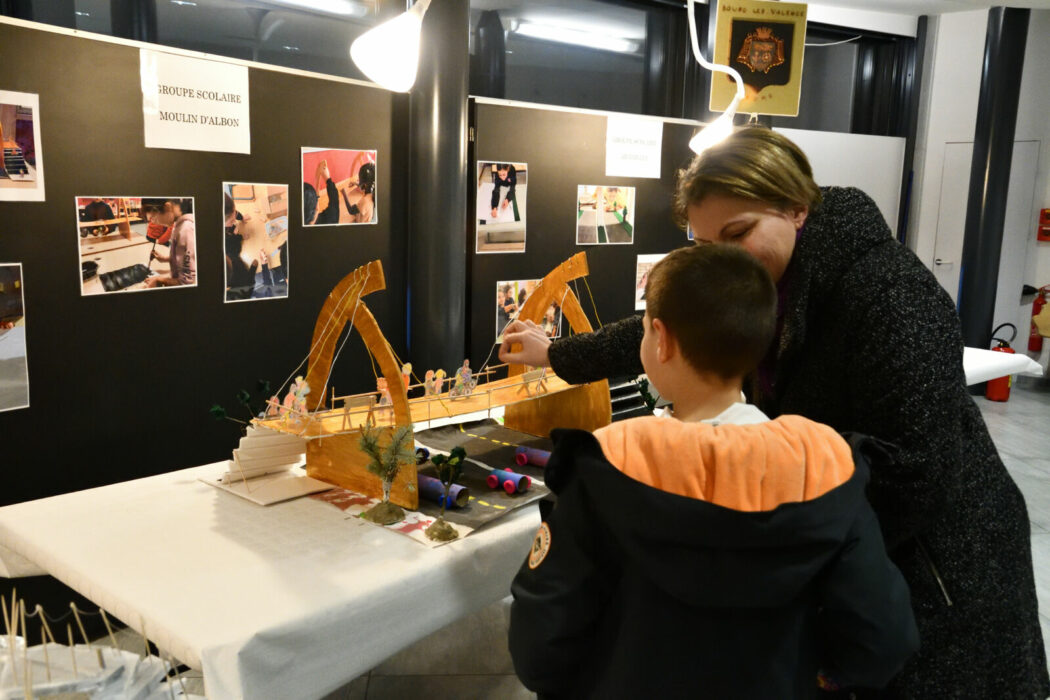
<box><xmin>810</xmin><ymin>0</ymin><xmax>1050</xmax><ymax>12</ymax></box>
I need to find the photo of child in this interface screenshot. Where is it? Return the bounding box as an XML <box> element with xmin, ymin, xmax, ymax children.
<box><xmin>496</xmin><ymin>279</ymin><xmax>562</xmax><ymax>342</ymax></box>
<box><xmin>0</xmin><ymin>90</ymin><xmax>44</xmax><ymax>202</ymax></box>
<box><xmin>635</xmin><ymin>253</ymin><xmax>666</xmax><ymax>310</ymax></box>
<box><xmin>477</xmin><ymin>161</ymin><xmax>527</xmax><ymax>254</ymax></box>
<box><xmin>76</xmin><ymin>196</ymin><xmax>196</xmax><ymax>296</ymax></box>
<box><xmin>0</xmin><ymin>263</ymin><xmax>29</xmax><ymax>412</ymax></box>
<box><xmin>224</xmin><ymin>182</ymin><xmax>290</xmax><ymax>302</ymax></box>
<box><xmin>301</xmin><ymin>148</ymin><xmax>377</xmax><ymax>226</ymax></box>
<box><xmin>577</xmin><ymin>185</ymin><xmax>635</xmax><ymax>245</ymax></box>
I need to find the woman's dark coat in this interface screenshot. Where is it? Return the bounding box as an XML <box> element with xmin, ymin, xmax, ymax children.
<box><xmin>548</xmin><ymin>187</ymin><xmax>1049</xmax><ymax>698</ymax></box>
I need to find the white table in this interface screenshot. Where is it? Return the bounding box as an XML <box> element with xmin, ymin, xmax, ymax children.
<box><xmin>0</xmin><ymin>462</ymin><xmax>539</xmax><ymax>700</ymax></box>
<box><xmin>962</xmin><ymin>346</ymin><xmax>1043</xmax><ymax>385</ymax></box>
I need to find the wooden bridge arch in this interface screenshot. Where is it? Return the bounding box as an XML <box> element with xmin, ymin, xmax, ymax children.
<box><xmin>303</xmin><ymin>260</ymin><xmax>409</xmax><ymax>425</ymax></box>
<box><xmin>504</xmin><ymin>252</ymin><xmax>612</xmax><ymax>434</ymax></box>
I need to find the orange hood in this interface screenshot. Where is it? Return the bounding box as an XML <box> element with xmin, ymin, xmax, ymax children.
<box><xmin>594</xmin><ymin>414</ymin><xmax>855</xmax><ymax>512</ymax></box>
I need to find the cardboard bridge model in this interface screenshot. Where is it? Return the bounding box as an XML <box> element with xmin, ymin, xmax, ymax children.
<box><xmin>252</xmin><ymin>253</ymin><xmax>611</xmax><ymax>509</ymax></box>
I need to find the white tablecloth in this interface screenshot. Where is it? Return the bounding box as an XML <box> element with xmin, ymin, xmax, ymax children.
<box><xmin>962</xmin><ymin>346</ymin><xmax>1043</xmax><ymax>385</ymax></box>
<box><xmin>0</xmin><ymin>463</ymin><xmax>539</xmax><ymax>700</ymax></box>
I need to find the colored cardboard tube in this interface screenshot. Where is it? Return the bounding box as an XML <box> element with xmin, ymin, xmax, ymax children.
<box><xmin>417</xmin><ymin>474</ymin><xmax>470</xmax><ymax>508</ymax></box>
<box><xmin>515</xmin><ymin>446</ymin><xmax>550</xmax><ymax>467</ymax></box>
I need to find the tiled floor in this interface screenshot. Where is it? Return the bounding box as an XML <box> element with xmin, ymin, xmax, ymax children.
<box><xmin>112</xmin><ymin>377</ymin><xmax>1050</xmax><ymax>698</ymax></box>
<box><xmin>976</xmin><ymin>375</ymin><xmax>1050</xmax><ymax>666</ymax></box>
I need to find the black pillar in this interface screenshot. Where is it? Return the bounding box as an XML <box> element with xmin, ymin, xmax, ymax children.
<box><xmin>110</xmin><ymin>0</ymin><xmax>157</xmax><ymax>43</ymax></box>
<box><xmin>958</xmin><ymin>8</ymin><xmax>1029</xmax><ymax>349</ymax></box>
<box><xmin>407</xmin><ymin>0</ymin><xmax>469</xmax><ymax>375</ymax></box>
<box><xmin>471</xmin><ymin>10</ymin><xmax>505</xmax><ymax>98</ymax></box>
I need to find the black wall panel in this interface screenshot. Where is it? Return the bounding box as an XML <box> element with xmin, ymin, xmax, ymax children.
<box><xmin>0</xmin><ymin>22</ymin><xmax>406</xmax><ymax>504</ymax></box>
<box><xmin>468</xmin><ymin>102</ymin><xmax>698</xmax><ymax>371</ymax></box>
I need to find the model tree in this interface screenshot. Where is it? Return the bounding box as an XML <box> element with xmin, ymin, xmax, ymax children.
<box><xmin>358</xmin><ymin>423</ymin><xmax>415</xmax><ymax>525</ymax></box>
<box><xmin>426</xmin><ymin>446</ymin><xmax>466</xmax><ymax>542</ymax></box>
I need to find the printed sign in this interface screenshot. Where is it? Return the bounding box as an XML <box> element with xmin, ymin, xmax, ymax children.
<box><xmin>710</xmin><ymin>0</ymin><xmax>808</xmax><ymax>117</ymax></box>
<box><xmin>140</xmin><ymin>49</ymin><xmax>251</xmax><ymax>154</ymax></box>
<box><xmin>605</xmin><ymin>116</ymin><xmax>662</xmax><ymax>179</ymax></box>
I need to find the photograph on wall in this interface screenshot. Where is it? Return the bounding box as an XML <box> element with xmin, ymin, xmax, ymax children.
<box><xmin>496</xmin><ymin>279</ymin><xmax>562</xmax><ymax>342</ymax></box>
<box><xmin>301</xmin><ymin>147</ymin><xmax>377</xmax><ymax>226</ymax></box>
<box><xmin>577</xmin><ymin>185</ymin><xmax>636</xmax><ymax>245</ymax></box>
<box><xmin>0</xmin><ymin>263</ymin><xmax>29</xmax><ymax>412</ymax></box>
<box><xmin>709</xmin><ymin>0</ymin><xmax>807</xmax><ymax>117</ymax></box>
<box><xmin>635</xmin><ymin>253</ymin><xmax>667</xmax><ymax>310</ymax></box>
<box><xmin>0</xmin><ymin>90</ymin><xmax>45</xmax><ymax>202</ymax></box>
<box><xmin>476</xmin><ymin>161</ymin><xmax>527</xmax><ymax>254</ymax></box>
<box><xmin>224</xmin><ymin>182</ymin><xmax>290</xmax><ymax>302</ymax></box>
<box><xmin>76</xmin><ymin>196</ymin><xmax>197</xmax><ymax>296</ymax></box>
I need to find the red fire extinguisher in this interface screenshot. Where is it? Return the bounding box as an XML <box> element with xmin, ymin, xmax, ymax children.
<box><xmin>1031</xmin><ymin>288</ymin><xmax>1047</xmax><ymax>352</ymax></box>
<box><xmin>987</xmin><ymin>323</ymin><xmax>1017</xmax><ymax>402</ymax></box>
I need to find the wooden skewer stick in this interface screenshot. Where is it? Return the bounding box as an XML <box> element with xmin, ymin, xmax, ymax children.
<box><xmin>36</xmin><ymin>605</ymin><xmax>57</xmax><ymax>646</ymax></box>
<box><xmin>164</xmin><ymin>653</ymin><xmax>177</xmax><ymax>700</ymax></box>
<box><xmin>168</xmin><ymin>651</ymin><xmax>187</xmax><ymax>696</ymax></box>
<box><xmin>67</xmin><ymin>624</ymin><xmax>78</xmax><ymax>679</ymax></box>
<box><xmin>0</xmin><ymin>594</ymin><xmax>9</xmax><ymax>636</ymax></box>
<box><xmin>99</xmin><ymin>608</ymin><xmax>119</xmax><ymax>649</ymax></box>
<box><xmin>22</xmin><ymin>601</ymin><xmax>33</xmax><ymax>700</ymax></box>
<box><xmin>70</xmin><ymin>603</ymin><xmax>91</xmax><ymax>648</ymax></box>
<box><xmin>140</xmin><ymin>615</ymin><xmax>151</xmax><ymax>660</ymax></box>
<box><xmin>1</xmin><ymin>595</ymin><xmax>11</xmax><ymax>648</ymax></box>
<box><xmin>2</xmin><ymin>596</ymin><xmax>16</xmax><ymax>685</ymax></box>
<box><xmin>8</xmin><ymin>587</ymin><xmax>15</xmax><ymax>637</ymax></box>
<box><xmin>40</xmin><ymin>624</ymin><xmax>51</xmax><ymax>682</ymax></box>
<box><xmin>70</xmin><ymin>603</ymin><xmax>102</xmax><ymax>668</ymax></box>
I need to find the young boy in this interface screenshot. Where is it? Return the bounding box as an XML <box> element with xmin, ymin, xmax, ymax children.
<box><xmin>509</xmin><ymin>244</ymin><xmax>918</xmax><ymax>698</ymax></box>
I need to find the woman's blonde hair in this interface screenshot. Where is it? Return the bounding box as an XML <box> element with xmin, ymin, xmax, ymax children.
<box><xmin>672</xmin><ymin>127</ymin><xmax>822</xmax><ymax>229</ymax></box>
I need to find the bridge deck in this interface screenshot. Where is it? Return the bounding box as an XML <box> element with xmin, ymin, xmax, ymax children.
<box><xmin>255</xmin><ymin>373</ymin><xmax>570</xmax><ymax>438</ymax></box>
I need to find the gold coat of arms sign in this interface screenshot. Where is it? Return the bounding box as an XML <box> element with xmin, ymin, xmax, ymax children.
<box><xmin>710</xmin><ymin>0</ymin><xmax>809</xmax><ymax>117</ymax></box>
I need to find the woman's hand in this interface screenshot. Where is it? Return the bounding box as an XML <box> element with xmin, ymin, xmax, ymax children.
<box><xmin>499</xmin><ymin>319</ymin><xmax>552</xmax><ymax>367</ymax></box>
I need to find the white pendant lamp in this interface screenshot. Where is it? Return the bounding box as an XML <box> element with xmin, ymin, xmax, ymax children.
<box><xmin>350</xmin><ymin>0</ymin><xmax>432</xmax><ymax>93</ymax></box>
<box><xmin>686</xmin><ymin>0</ymin><xmax>745</xmax><ymax>154</ymax></box>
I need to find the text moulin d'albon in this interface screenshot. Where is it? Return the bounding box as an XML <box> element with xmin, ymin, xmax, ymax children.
<box><xmin>157</xmin><ymin>85</ymin><xmax>243</xmax><ymax>126</ymax></box>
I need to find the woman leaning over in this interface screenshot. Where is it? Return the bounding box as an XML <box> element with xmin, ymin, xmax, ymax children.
<box><xmin>500</xmin><ymin>127</ymin><xmax>1049</xmax><ymax>698</ymax></box>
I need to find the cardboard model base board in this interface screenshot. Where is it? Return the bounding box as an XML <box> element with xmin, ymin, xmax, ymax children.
<box><xmin>312</xmin><ymin>419</ymin><xmax>552</xmax><ymax>547</ymax></box>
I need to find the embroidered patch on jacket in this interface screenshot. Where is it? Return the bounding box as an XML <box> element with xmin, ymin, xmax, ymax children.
<box><xmin>528</xmin><ymin>523</ymin><xmax>552</xmax><ymax>569</ymax></box>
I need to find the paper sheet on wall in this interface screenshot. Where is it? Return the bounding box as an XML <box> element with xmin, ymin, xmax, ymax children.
<box><xmin>605</xmin><ymin>116</ymin><xmax>662</xmax><ymax>179</ymax></box>
<box><xmin>0</xmin><ymin>90</ymin><xmax>45</xmax><ymax>201</ymax></box>
<box><xmin>140</xmin><ymin>49</ymin><xmax>251</xmax><ymax>154</ymax></box>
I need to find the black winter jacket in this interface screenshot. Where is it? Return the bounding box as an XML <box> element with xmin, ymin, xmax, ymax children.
<box><xmin>510</xmin><ymin>424</ymin><xmax>918</xmax><ymax>698</ymax></box>
<box><xmin>546</xmin><ymin>187</ymin><xmax>1050</xmax><ymax>698</ymax></box>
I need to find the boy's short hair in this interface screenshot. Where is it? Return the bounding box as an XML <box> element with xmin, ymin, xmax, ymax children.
<box><xmin>645</xmin><ymin>244</ymin><xmax>776</xmax><ymax>380</ymax></box>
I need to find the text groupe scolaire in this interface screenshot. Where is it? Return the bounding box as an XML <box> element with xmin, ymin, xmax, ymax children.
<box><xmin>158</xmin><ymin>85</ymin><xmax>243</xmax><ymax>103</ymax></box>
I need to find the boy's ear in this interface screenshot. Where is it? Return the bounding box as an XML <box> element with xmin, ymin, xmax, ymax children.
<box><xmin>651</xmin><ymin>318</ymin><xmax>676</xmax><ymax>363</ymax></box>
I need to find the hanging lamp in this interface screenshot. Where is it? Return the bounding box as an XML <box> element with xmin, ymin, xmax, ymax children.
<box><xmin>686</xmin><ymin>0</ymin><xmax>745</xmax><ymax>154</ymax></box>
<box><xmin>350</xmin><ymin>0</ymin><xmax>432</xmax><ymax>93</ymax></box>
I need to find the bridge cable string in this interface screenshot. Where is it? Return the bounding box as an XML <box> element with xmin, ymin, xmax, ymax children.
<box><xmin>275</xmin><ymin>271</ymin><xmax>367</xmax><ymax>398</ymax></box>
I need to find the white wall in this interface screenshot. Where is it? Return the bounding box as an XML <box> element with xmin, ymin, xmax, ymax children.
<box><xmin>907</xmin><ymin>8</ymin><xmax>1050</xmax><ymax>360</ymax></box>
<box><xmin>776</xmin><ymin>128</ymin><xmax>906</xmax><ymax>236</ymax></box>
<box><xmin>907</xmin><ymin>9</ymin><xmax>987</xmax><ymax>265</ymax></box>
<box><xmin>1017</xmin><ymin>10</ymin><xmax>1050</xmax><ymax>294</ymax></box>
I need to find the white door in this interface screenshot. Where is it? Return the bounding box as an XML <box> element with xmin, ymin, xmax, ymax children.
<box><xmin>931</xmin><ymin>140</ymin><xmax>1039</xmax><ymax>346</ymax></box>
<box><xmin>931</xmin><ymin>142</ymin><xmax>973</xmax><ymax>302</ymax></box>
